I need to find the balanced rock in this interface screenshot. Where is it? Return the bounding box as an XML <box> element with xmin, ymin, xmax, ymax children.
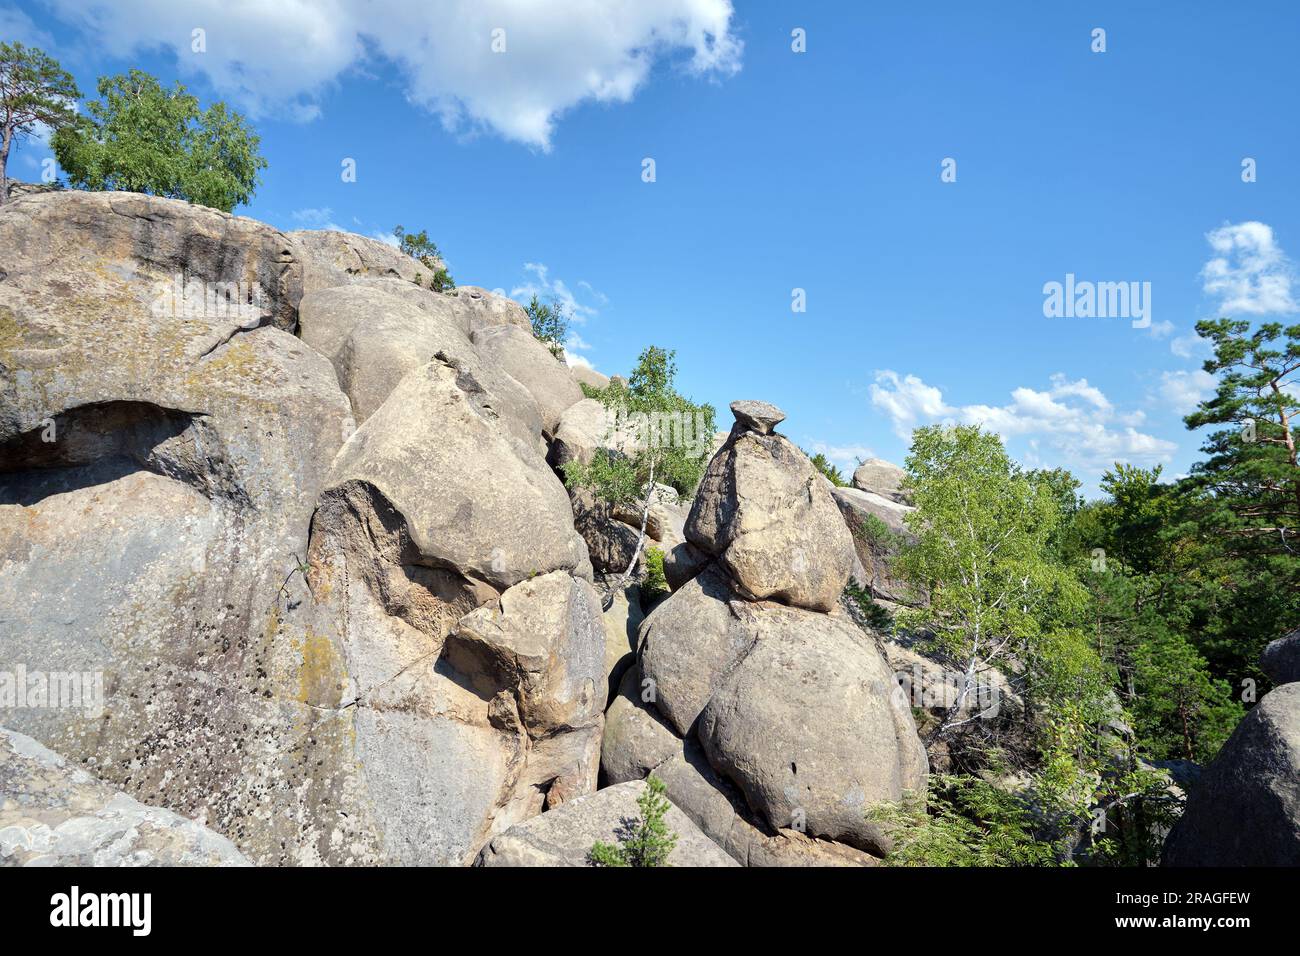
<box><xmin>686</xmin><ymin>409</ymin><xmax>854</xmax><ymax>612</ymax></box>
<box><xmin>729</xmin><ymin>399</ymin><xmax>785</xmax><ymax>435</ymax></box>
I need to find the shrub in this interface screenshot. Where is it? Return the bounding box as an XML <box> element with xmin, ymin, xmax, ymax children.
<box><xmin>588</xmin><ymin>776</ymin><xmax>679</xmax><ymax>867</ymax></box>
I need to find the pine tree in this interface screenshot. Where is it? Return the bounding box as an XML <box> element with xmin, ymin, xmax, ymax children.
<box><xmin>0</xmin><ymin>42</ymin><xmax>81</xmax><ymax>204</ymax></box>
<box><xmin>588</xmin><ymin>776</ymin><xmax>679</xmax><ymax>867</ymax></box>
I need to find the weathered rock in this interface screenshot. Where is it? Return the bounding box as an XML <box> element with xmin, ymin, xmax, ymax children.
<box><xmin>475</xmin><ymin>780</ymin><xmax>737</xmax><ymax>867</ymax></box>
<box><xmin>601</xmin><ymin>586</ymin><xmax>645</xmax><ymax>703</ymax></box>
<box><xmin>298</xmin><ymin>283</ymin><xmax>544</xmax><ymax>444</ymax></box>
<box><xmin>569</xmin><ymin>363</ymin><xmax>609</xmax><ymax>391</ymax></box>
<box><xmin>663</xmin><ymin>540</ymin><xmax>710</xmax><ymax>592</ymax></box>
<box><xmin>696</xmin><ymin>603</ymin><xmax>928</xmax><ymax>855</ymax></box>
<box><xmin>612</xmin><ymin>483</ymin><xmax>687</xmax><ymax>546</ymax></box>
<box><xmin>0</xmin><ymin>727</ymin><xmax>251</xmax><ymax>867</ymax></box>
<box><xmin>686</xmin><ymin>421</ymin><xmax>854</xmax><ymax>612</ymax></box>
<box><xmin>1161</xmin><ymin>683</ymin><xmax>1300</xmax><ymax>866</ymax></box>
<box><xmin>0</xmin><ymin>194</ymin><xmax>610</xmax><ymax>868</ymax></box>
<box><xmin>600</xmin><ymin>674</ymin><xmax>879</xmax><ymax>867</ymax></box>
<box><xmin>445</xmin><ymin>285</ymin><xmax>532</xmax><ymax>335</ymax></box>
<box><xmin>1262</xmin><ymin>628</ymin><xmax>1300</xmax><ymax>686</ymax></box>
<box><xmin>601</xmin><ymin>665</ymin><xmax>682</xmax><ymax>785</ymax></box>
<box><xmin>833</xmin><ymin>485</ymin><xmax>916</xmax><ymax>603</ymax></box>
<box><xmin>447</xmin><ymin>571</ymin><xmax>605</xmax><ymax>736</ymax></box>
<box><xmin>638</xmin><ymin>564</ymin><xmax>755</xmax><ymax>737</ymax></box>
<box><xmin>288</xmin><ymin>228</ymin><xmax>441</xmax><ymax>294</ymax></box>
<box><xmin>852</xmin><ymin>458</ymin><xmax>909</xmax><ymax>503</ymax></box>
<box><xmin>0</xmin><ymin>190</ymin><xmax>302</xmax><ymax>336</ymax></box>
<box><xmin>320</xmin><ymin>357</ymin><xmax>591</xmax><ymax>592</ymax></box>
<box><xmin>729</xmin><ymin>399</ymin><xmax>785</xmax><ymax>435</ymax></box>
<box><xmin>549</xmin><ymin>398</ymin><xmax>617</xmax><ymax>469</ymax></box>
<box><xmin>569</xmin><ymin>488</ymin><xmax>641</xmax><ymax>576</ymax></box>
<box><xmin>471</xmin><ymin>324</ymin><xmax>584</xmax><ymax>434</ymax></box>
<box><xmin>0</xmin><ymin>193</ymin><xmax>377</xmax><ymax>866</ymax></box>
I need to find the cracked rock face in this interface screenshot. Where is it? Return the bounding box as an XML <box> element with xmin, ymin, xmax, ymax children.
<box><xmin>0</xmin><ymin>191</ymin><xmax>603</xmax><ymax>866</ymax></box>
<box><xmin>0</xmin><ymin>727</ymin><xmax>251</xmax><ymax>866</ymax></box>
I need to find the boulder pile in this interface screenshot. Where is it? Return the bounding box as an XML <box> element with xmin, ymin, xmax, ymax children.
<box><xmin>600</xmin><ymin>401</ymin><xmax>929</xmax><ymax>865</ymax></box>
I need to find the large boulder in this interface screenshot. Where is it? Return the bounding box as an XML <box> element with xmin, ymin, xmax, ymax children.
<box><xmin>852</xmin><ymin>458</ymin><xmax>909</xmax><ymax>503</ymax></box>
<box><xmin>600</xmin><ymin>668</ymin><xmax>878</xmax><ymax>867</ymax></box>
<box><xmin>446</xmin><ymin>571</ymin><xmax>605</xmax><ymax>737</ymax></box>
<box><xmin>832</xmin><ymin>486</ymin><xmax>916</xmax><ymax>603</ymax></box>
<box><xmin>0</xmin><ymin>190</ymin><xmax>302</xmax><ymax>336</ymax></box>
<box><xmin>0</xmin><ymin>727</ymin><xmax>250</xmax><ymax>866</ymax></box>
<box><xmin>474</xmin><ymin>780</ymin><xmax>737</xmax><ymax>867</ymax></box>
<box><xmin>319</xmin><ymin>357</ymin><xmax>591</xmax><ymax>592</ymax></box>
<box><xmin>696</xmin><ymin>602</ymin><xmax>928</xmax><ymax>855</ymax></box>
<box><xmin>288</xmin><ymin>228</ymin><xmax>441</xmax><ymax>294</ymax></box>
<box><xmin>1262</xmin><ymin>628</ymin><xmax>1300</xmax><ymax>686</ymax></box>
<box><xmin>298</xmin><ymin>283</ymin><xmax>544</xmax><ymax>444</ymax></box>
<box><xmin>686</xmin><ymin>403</ymin><xmax>854</xmax><ymax>612</ymax></box>
<box><xmin>1161</xmin><ymin>683</ymin><xmax>1300</xmax><ymax>866</ymax></box>
<box><xmin>445</xmin><ymin>286</ymin><xmax>532</xmax><ymax>335</ymax></box>
<box><xmin>638</xmin><ymin>564</ymin><xmax>755</xmax><ymax>737</ymax></box>
<box><xmin>471</xmin><ymin>324</ymin><xmax>584</xmax><ymax>434</ymax></box>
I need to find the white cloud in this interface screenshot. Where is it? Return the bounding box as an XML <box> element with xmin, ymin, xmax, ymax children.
<box><xmin>563</xmin><ymin>351</ymin><xmax>595</xmax><ymax>370</ymax></box>
<box><xmin>870</xmin><ymin>370</ymin><xmax>1177</xmax><ymax>475</ymax></box>
<box><xmin>509</xmin><ymin>262</ymin><xmax>603</xmax><ymax>323</ymax></box>
<box><xmin>1201</xmin><ymin>221</ymin><xmax>1297</xmax><ymax>315</ymax></box>
<box><xmin>1170</xmin><ymin>329</ymin><xmax>1213</xmax><ymax>360</ymax></box>
<box><xmin>804</xmin><ymin>441</ymin><xmax>874</xmax><ymax>476</ymax></box>
<box><xmin>291</xmin><ymin>207</ymin><xmax>345</xmax><ymax>230</ymax></box>
<box><xmin>0</xmin><ymin>5</ymin><xmax>53</xmax><ymax>47</ymax></box>
<box><xmin>1156</xmin><ymin>369</ymin><xmax>1216</xmax><ymax>416</ymax></box>
<box><xmin>45</xmin><ymin>0</ymin><xmax>741</xmax><ymax>149</ymax></box>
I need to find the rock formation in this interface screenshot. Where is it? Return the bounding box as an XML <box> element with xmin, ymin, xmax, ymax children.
<box><xmin>0</xmin><ymin>189</ymin><xmax>928</xmax><ymax>869</ymax></box>
<box><xmin>0</xmin><ymin>727</ymin><xmax>250</xmax><ymax>866</ymax></box>
<box><xmin>0</xmin><ymin>190</ymin><xmax>598</xmax><ymax>866</ymax></box>
<box><xmin>1161</xmin><ymin>682</ymin><xmax>1300</xmax><ymax>866</ymax></box>
<box><xmin>601</xmin><ymin>401</ymin><xmax>928</xmax><ymax>864</ymax></box>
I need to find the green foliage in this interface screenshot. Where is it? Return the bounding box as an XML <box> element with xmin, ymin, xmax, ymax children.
<box><xmin>588</xmin><ymin>776</ymin><xmax>679</xmax><ymax>867</ymax></box>
<box><xmin>565</xmin><ymin>346</ymin><xmax>716</xmax><ymax>501</ymax></box>
<box><xmin>51</xmin><ymin>69</ymin><xmax>266</xmax><ymax>212</ymax></box>
<box><xmin>856</xmin><ymin>513</ymin><xmax>900</xmax><ymax>551</ymax></box>
<box><xmin>641</xmin><ymin>546</ymin><xmax>669</xmax><ymax>603</ymax></box>
<box><xmin>870</xmin><ymin>777</ymin><xmax>1068</xmax><ymax>867</ymax></box>
<box><xmin>895</xmin><ymin>425</ymin><xmax>1094</xmax><ymax>737</ymax></box>
<box><xmin>843</xmin><ymin>580</ymin><xmax>892</xmax><ymax>630</ymax></box>
<box><xmin>807</xmin><ymin>451</ymin><xmax>847</xmax><ymax>486</ymax></box>
<box><xmin>393</xmin><ymin>225</ymin><xmax>454</xmax><ymax>291</ymax></box>
<box><xmin>0</xmin><ymin>42</ymin><xmax>81</xmax><ymax>200</ymax></box>
<box><xmin>524</xmin><ymin>294</ymin><xmax>568</xmax><ymax>360</ymax></box>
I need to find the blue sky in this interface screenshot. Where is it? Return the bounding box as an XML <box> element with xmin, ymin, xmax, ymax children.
<box><xmin>6</xmin><ymin>1</ymin><xmax>1300</xmax><ymax>494</ymax></box>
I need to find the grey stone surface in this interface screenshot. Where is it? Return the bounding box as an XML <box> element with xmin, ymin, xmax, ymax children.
<box><xmin>475</xmin><ymin>780</ymin><xmax>737</xmax><ymax>867</ymax></box>
<box><xmin>729</xmin><ymin>400</ymin><xmax>785</xmax><ymax>435</ymax></box>
<box><xmin>0</xmin><ymin>727</ymin><xmax>250</xmax><ymax>866</ymax></box>
<box><xmin>1162</xmin><ymin>683</ymin><xmax>1300</xmax><ymax>866</ymax></box>
<box><xmin>686</xmin><ymin>426</ymin><xmax>854</xmax><ymax>612</ymax></box>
